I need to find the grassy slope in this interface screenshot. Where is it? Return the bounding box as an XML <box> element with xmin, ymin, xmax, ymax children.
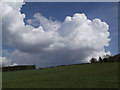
<box><xmin>2</xmin><ymin>62</ymin><xmax>119</xmax><ymax>88</ymax></box>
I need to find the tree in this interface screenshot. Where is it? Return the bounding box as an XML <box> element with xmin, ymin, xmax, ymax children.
<box><xmin>90</xmin><ymin>58</ymin><xmax>97</xmax><ymax>63</ymax></box>
<box><xmin>103</xmin><ymin>58</ymin><xmax>108</xmax><ymax>63</ymax></box>
<box><xmin>98</xmin><ymin>57</ymin><xmax>103</xmax><ymax>63</ymax></box>
<box><xmin>103</xmin><ymin>54</ymin><xmax>111</xmax><ymax>63</ymax></box>
<box><xmin>108</xmin><ymin>56</ymin><xmax>114</xmax><ymax>62</ymax></box>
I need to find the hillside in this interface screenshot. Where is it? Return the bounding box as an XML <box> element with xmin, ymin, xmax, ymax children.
<box><xmin>111</xmin><ymin>54</ymin><xmax>120</xmax><ymax>62</ymax></box>
<box><xmin>2</xmin><ymin>62</ymin><xmax>119</xmax><ymax>88</ymax></box>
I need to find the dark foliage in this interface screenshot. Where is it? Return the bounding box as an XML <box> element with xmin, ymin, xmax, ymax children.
<box><xmin>90</xmin><ymin>53</ymin><xmax>120</xmax><ymax>64</ymax></box>
<box><xmin>2</xmin><ymin>65</ymin><xmax>36</xmax><ymax>72</ymax></box>
<box><xmin>103</xmin><ymin>58</ymin><xmax>108</xmax><ymax>63</ymax></box>
<box><xmin>98</xmin><ymin>57</ymin><xmax>103</xmax><ymax>63</ymax></box>
<box><xmin>90</xmin><ymin>58</ymin><xmax>97</xmax><ymax>63</ymax></box>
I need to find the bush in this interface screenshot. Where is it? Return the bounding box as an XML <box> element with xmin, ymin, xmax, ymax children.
<box><xmin>90</xmin><ymin>58</ymin><xmax>97</xmax><ymax>63</ymax></box>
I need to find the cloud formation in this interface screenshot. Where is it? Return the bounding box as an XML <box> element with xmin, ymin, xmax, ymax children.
<box><xmin>0</xmin><ymin>57</ymin><xmax>12</xmax><ymax>67</ymax></box>
<box><xmin>2</xmin><ymin>1</ymin><xmax>111</xmax><ymax>68</ymax></box>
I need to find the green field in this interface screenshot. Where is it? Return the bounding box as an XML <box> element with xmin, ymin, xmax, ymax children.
<box><xmin>2</xmin><ymin>62</ymin><xmax>119</xmax><ymax>88</ymax></box>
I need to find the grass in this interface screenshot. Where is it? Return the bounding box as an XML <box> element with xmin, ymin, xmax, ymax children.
<box><xmin>2</xmin><ymin>62</ymin><xmax>119</xmax><ymax>88</ymax></box>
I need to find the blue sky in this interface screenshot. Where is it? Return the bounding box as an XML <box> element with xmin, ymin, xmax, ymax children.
<box><xmin>3</xmin><ymin>2</ymin><xmax>118</xmax><ymax>56</ymax></box>
<box><xmin>21</xmin><ymin>2</ymin><xmax>119</xmax><ymax>56</ymax></box>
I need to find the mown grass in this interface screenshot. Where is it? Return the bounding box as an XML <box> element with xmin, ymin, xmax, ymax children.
<box><xmin>2</xmin><ymin>62</ymin><xmax>119</xmax><ymax>88</ymax></box>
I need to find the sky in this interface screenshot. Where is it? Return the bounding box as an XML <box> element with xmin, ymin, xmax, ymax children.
<box><xmin>1</xmin><ymin>1</ymin><xmax>118</xmax><ymax>68</ymax></box>
<box><xmin>21</xmin><ymin>2</ymin><xmax>118</xmax><ymax>55</ymax></box>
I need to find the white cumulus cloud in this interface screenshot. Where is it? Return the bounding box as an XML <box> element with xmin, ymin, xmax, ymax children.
<box><xmin>2</xmin><ymin>1</ymin><xmax>111</xmax><ymax>68</ymax></box>
<box><xmin>0</xmin><ymin>57</ymin><xmax>12</xmax><ymax>67</ymax></box>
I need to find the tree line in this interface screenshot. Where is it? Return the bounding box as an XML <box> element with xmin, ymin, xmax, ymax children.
<box><xmin>90</xmin><ymin>55</ymin><xmax>115</xmax><ymax>63</ymax></box>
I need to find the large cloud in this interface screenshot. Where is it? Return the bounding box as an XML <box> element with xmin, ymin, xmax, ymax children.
<box><xmin>0</xmin><ymin>57</ymin><xmax>12</xmax><ymax>67</ymax></box>
<box><xmin>2</xmin><ymin>1</ymin><xmax>111</xmax><ymax>68</ymax></box>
